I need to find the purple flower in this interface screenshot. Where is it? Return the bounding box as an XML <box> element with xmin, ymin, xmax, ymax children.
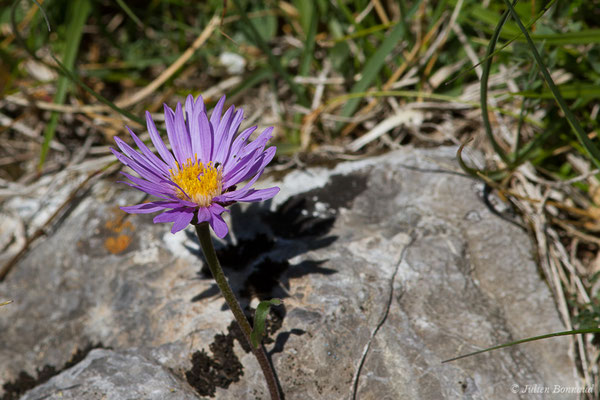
<box><xmin>112</xmin><ymin>95</ymin><xmax>279</xmax><ymax>238</ymax></box>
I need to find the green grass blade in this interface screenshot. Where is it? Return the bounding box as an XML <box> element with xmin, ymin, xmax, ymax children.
<box><xmin>443</xmin><ymin>328</ymin><xmax>600</xmax><ymax>363</ymax></box>
<box><xmin>513</xmin><ymin>95</ymin><xmax>527</xmax><ymax>162</ymax></box>
<box><xmin>479</xmin><ymin>6</ymin><xmax>511</xmax><ymax>165</ymax></box>
<box><xmin>527</xmin><ymin>29</ymin><xmax>600</xmax><ymax>45</ymax></box>
<box><xmin>39</xmin><ymin>0</ymin><xmax>91</xmax><ymax>169</ymax></box>
<box><xmin>503</xmin><ymin>0</ymin><xmax>600</xmax><ymax>169</ymax></box>
<box><xmin>228</xmin><ymin>68</ymin><xmax>272</xmax><ymax>98</ymax></box>
<box><xmin>456</xmin><ymin>141</ymin><xmax>510</xmax><ymax>182</ymax></box>
<box><xmin>293</xmin><ymin>0</ymin><xmax>314</xmax><ymax>35</ymax></box>
<box><xmin>448</xmin><ymin>0</ymin><xmax>557</xmax><ymax>86</ymax></box>
<box><xmin>232</xmin><ymin>0</ymin><xmax>308</xmax><ymax>107</ymax></box>
<box><xmin>298</xmin><ymin>6</ymin><xmax>317</xmax><ymax>78</ymax></box>
<box><xmin>456</xmin><ymin>140</ymin><xmax>485</xmax><ymax>179</ymax></box>
<box><xmin>513</xmin><ymin>84</ymin><xmax>600</xmax><ymax>100</ymax></box>
<box><xmin>511</xmin><ymin>53</ymin><xmax>540</xmax><ymax>163</ymax></box>
<box><xmin>467</xmin><ymin>4</ymin><xmax>521</xmax><ymax>37</ymax></box>
<box><xmin>327</xmin><ymin>90</ymin><xmax>543</xmax><ymax>127</ymax></box>
<box><xmin>50</xmin><ymin>55</ymin><xmax>145</xmax><ymax>127</ymax></box>
<box><xmin>513</xmin><ymin>127</ymin><xmax>555</xmax><ymax>165</ymax></box>
<box><xmin>337</xmin><ymin>21</ymin><xmax>406</xmax><ymax>128</ymax></box>
<box><xmin>115</xmin><ymin>0</ymin><xmax>144</xmax><ymax>28</ymax></box>
<box><xmin>334</xmin><ymin>0</ymin><xmax>364</xmax><ymax>33</ymax></box>
<box><xmin>331</xmin><ymin>22</ymin><xmax>394</xmax><ymax>44</ymax></box>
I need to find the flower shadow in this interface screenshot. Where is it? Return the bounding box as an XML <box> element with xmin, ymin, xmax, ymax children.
<box><xmin>186</xmin><ymin>194</ymin><xmax>338</xmax><ymax>306</ymax></box>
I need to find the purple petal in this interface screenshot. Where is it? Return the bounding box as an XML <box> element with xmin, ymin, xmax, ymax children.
<box><xmin>189</xmin><ymin>96</ymin><xmax>206</xmax><ymax>158</ymax></box>
<box><xmin>121</xmin><ymin>200</ymin><xmax>193</xmax><ymax>214</ymax></box>
<box><xmin>194</xmin><ymin>95</ymin><xmax>205</xmax><ymax>111</ymax></box>
<box><xmin>225</xmin><ymin>146</ymin><xmax>276</xmax><ymax>190</ymax></box>
<box><xmin>237</xmin><ymin>126</ymin><xmax>273</xmax><ymax>159</ymax></box>
<box><xmin>216</xmin><ymin>186</ymin><xmax>279</xmax><ymax>203</ymax></box>
<box><xmin>211</xmin><ymin>105</ymin><xmax>234</xmax><ymax>162</ymax></box>
<box><xmin>119</xmin><ymin>174</ymin><xmax>193</xmax><ymax>206</ymax></box>
<box><xmin>120</xmin><ymin>186</ymin><xmax>169</xmax><ymax>200</ymax></box>
<box><xmin>120</xmin><ymin>172</ymin><xmax>174</xmax><ymax>197</ymax></box>
<box><xmin>196</xmin><ymin>207</ymin><xmax>211</xmax><ymax>223</ymax></box>
<box><xmin>158</xmin><ymin>178</ymin><xmax>193</xmax><ymax>202</ymax></box>
<box><xmin>222</xmin><ymin>147</ymin><xmax>260</xmax><ymax>184</ymax></box>
<box><xmin>119</xmin><ymin>180</ymin><xmax>172</xmax><ymax>200</ymax></box>
<box><xmin>210</xmin><ymin>95</ymin><xmax>226</xmax><ymax>131</ymax></box>
<box><xmin>114</xmin><ymin>138</ymin><xmax>166</xmax><ymax>183</ymax></box>
<box><xmin>234</xmin><ymin>187</ymin><xmax>280</xmax><ymax>202</ymax></box>
<box><xmin>120</xmin><ymin>201</ymin><xmax>182</xmax><ymax>214</ymax></box>
<box><xmin>153</xmin><ymin>207</ymin><xmax>195</xmax><ymax>233</ymax></box>
<box><xmin>174</xmin><ymin>102</ymin><xmax>193</xmax><ymax>161</ymax></box>
<box><xmin>164</xmin><ymin>103</ymin><xmax>188</xmax><ymax>165</ymax></box>
<box><xmin>223</xmin><ymin>144</ymin><xmax>276</xmax><ymax>186</ymax></box>
<box><xmin>184</xmin><ymin>94</ymin><xmax>195</xmax><ymax>133</ymax></box>
<box><xmin>198</xmin><ymin>111</ymin><xmax>213</xmax><ymax>162</ymax></box>
<box><xmin>224</xmin><ymin>126</ymin><xmax>257</xmax><ymax>168</ymax></box>
<box><xmin>232</xmin><ymin>125</ymin><xmax>255</xmax><ymax>145</ymax></box>
<box><xmin>126</xmin><ymin>126</ymin><xmax>169</xmax><ymax>175</ymax></box>
<box><xmin>146</xmin><ymin>111</ymin><xmax>176</xmax><ymax>169</ymax></box>
<box><xmin>214</xmin><ymin>108</ymin><xmax>244</xmax><ymax>163</ymax></box>
<box><xmin>171</xmin><ymin>211</ymin><xmax>195</xmax><ymax>233</ymax></box>
<box><xmin>208</xmin><ymin>209</ymin><xmax>228</xmax><ymax>238</ymax></box>
<box><xmin>111</xmin><ymin>148</ymin><xmax>165</xmax><ymax>184</ymax></box>
<box><xmin>208</xmin><ymin>203</ymin><xmax>226</xmax><ymax>214</ymax></box>
<box><xmin>121</xmin><ymin>203</ymin><xmax>166</xmax><ymax>214</ymax></box>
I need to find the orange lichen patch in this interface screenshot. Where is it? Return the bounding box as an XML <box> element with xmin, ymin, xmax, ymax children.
<box><xmin>105</xmin><ymin>206</ymin><xmax>136</xmax><ymax>233</ymax></box>
<box><xmin>104</xmin><ymin>234</ymin><xmax>132</xmax><ymax>254</ymax></box>
<box><xmin>105</xmin><ymin>218</ymin><xmax>134</xmax><ymax>233</ymax></box>
<box><xmin>103</xmin><ymin>206</ymin><xmax>136</xmax><ymax>253</ymax></box>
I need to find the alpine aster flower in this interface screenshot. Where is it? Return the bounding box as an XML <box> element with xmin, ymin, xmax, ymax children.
<box><xmin>112</xmin><ymin>95</ymin><xmax>279</xmax><ymax>238</ymax></box>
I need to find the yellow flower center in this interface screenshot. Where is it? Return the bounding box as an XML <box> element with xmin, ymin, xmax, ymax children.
<box><xmin>170</xmin><ymin>156</ymin><xmax>222</xmax><ymax>207</ymax></box>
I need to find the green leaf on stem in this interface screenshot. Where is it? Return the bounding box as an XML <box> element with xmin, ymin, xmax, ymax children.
<box><xmin>250</xmin><ymin>298</ymin><xmax>282</xmax><ymax>349</ymax></box>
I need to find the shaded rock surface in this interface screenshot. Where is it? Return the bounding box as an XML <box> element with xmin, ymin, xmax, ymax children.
<box><xmin>19</xmin><ymin>349</ymin><xmax>199</xmax><ymax>400</ymax></box>
<box><xmin>0</xmin><ymin>147</ymin><xmax>577</xmax><ymax>399</ymax></box>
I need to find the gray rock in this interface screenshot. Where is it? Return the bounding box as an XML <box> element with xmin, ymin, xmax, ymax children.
<box><xmin>20</xmin><ymin>349</ymin><xmax>200</xmax><ymax>400</ymax></box>
<box><xmin>0</xmin><ymin>146</ymin><xmax>578</xmax><ymax>399</ymax></box>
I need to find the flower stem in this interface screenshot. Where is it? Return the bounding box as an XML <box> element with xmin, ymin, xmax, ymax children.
<box><xmin>194</xmin><ymin>222</ymin><xmax>281</xmax><ymax>400</ymax></box>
